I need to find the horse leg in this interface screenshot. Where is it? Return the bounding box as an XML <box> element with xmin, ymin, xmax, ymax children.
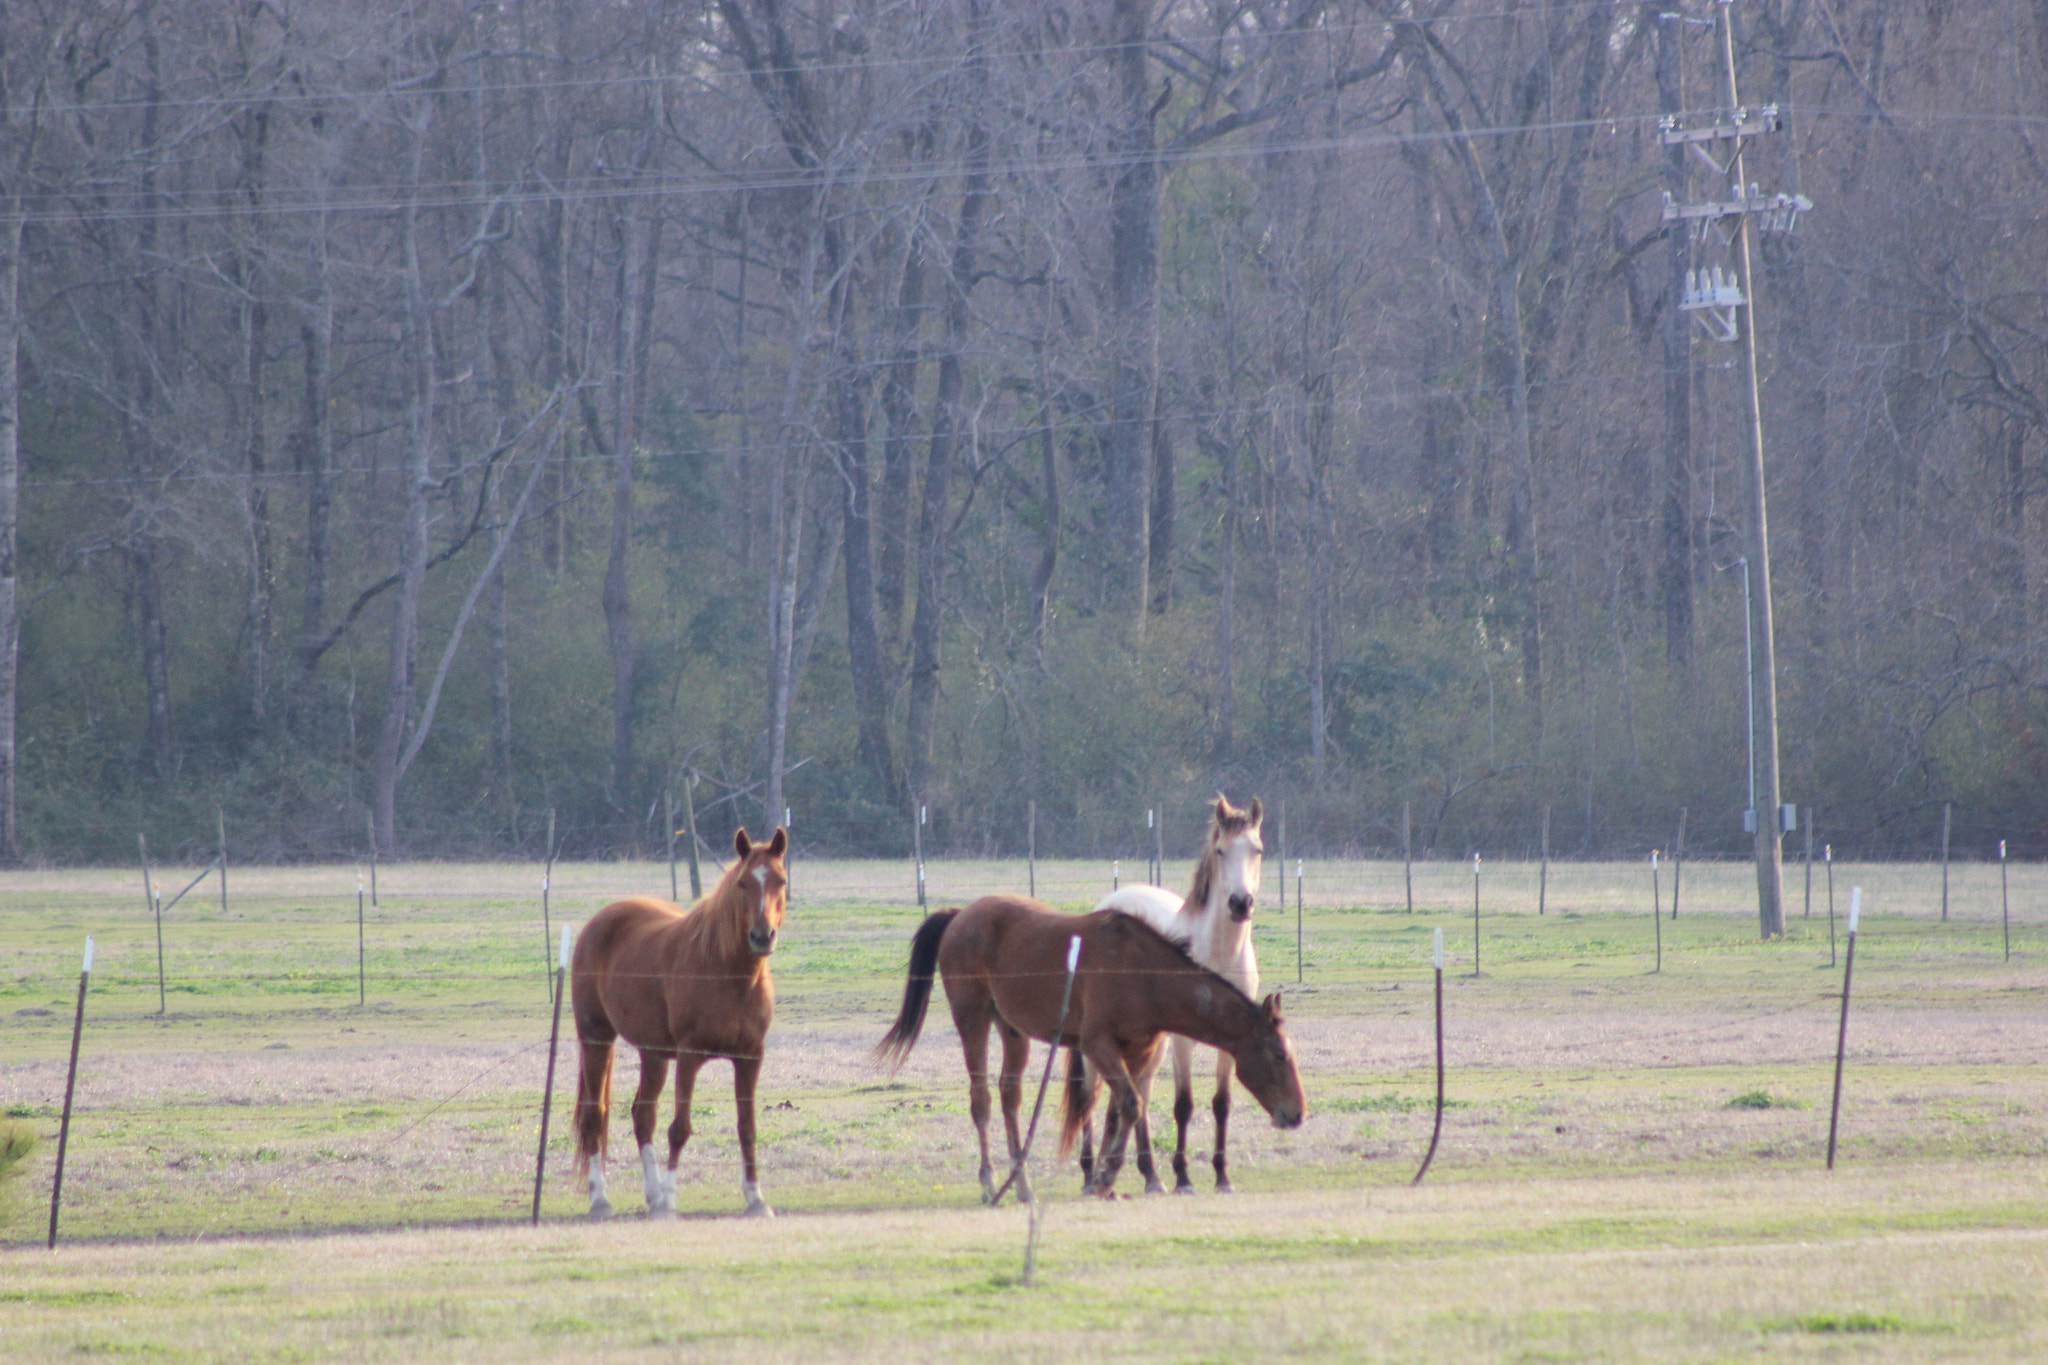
<box><xmin>662</xmin><ymin>1051</ymin><xmax>703</xmax><ymax>1214</ymax></box>
<box><xmin>631</xmin><ymin>1049</ymin><xmax>674</xmax><ymax>1215</ymax></box>
<box><xmin>1211</xmin><ymin>1048</ymin><xmax>1238</xmax><ymax>1193</ymax></box>
<box><xmin>956</xmin><ymin>1011</ymin><xmax>998</xmax><ymax>1203</ymax></box>
<box><xmin>1064</xmin><ymin>1048</ymin><xmax>1097</xmax><ymax>1192</ymax></box>
<box><xmin>994</xmin><ymin>1020</ymin><xmax>1034</xmax><ymax>1204</ymax></box>
<box><xmin>1082</xmin><ymin>1041</ymin><xmax>1140</xmax><ymax>1197</ymax></box>
<box><xmin>574</xmin><ymin>1037</ymin><xmax>616</xmax><ymax>1218</ymax></box>
<box><xmin>1131</xmin><ymin>1038</ymin><xmax>1166</xmax><ymax>1195</ymax></box>
<box><xmin>731</xmin><ymin>1053</ymin><xmax>773</xmax><ymax>1218</ymax></box>
<box><xmin>1169</xmin><ymin>1034</ymin><xmax>1197</xmax><ymax>1194</ymax></box>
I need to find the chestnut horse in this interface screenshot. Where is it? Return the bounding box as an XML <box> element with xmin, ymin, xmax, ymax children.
<box><xmin>1088</xmin><ymin>793</ymin><xmax>1265</xmax><ymax>1192</ymax></box>
<box><xmin>876</xmin><ymin>894</ymin><xmax>1305</xmax><ymax>1201</ymax></box>
<box><xmin>571</xmin><ymin>826</ymin><xmax>787</xmax><ymax>1218</ymax></box>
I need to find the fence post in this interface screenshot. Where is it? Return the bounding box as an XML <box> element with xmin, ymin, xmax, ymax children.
<box><xmin>915</xmin><ymin>805</ymin><xmax>927</xmax><ymax>908</ymax></box>
<box><xmin>1402</xmin><ymin>801</ymin><xmax>1413</xmax><ymax>914</ymax></box>
<box><xmin>1803</xmin><ymin>808</ymin><xmax>1814</xmax><ymax>918</ymax></box>
<box><xmin>683</xmin><ymin>776</ymin><xmax>703</xmax><ymax>900</ymax></box>
<box><xmin>1671</xmin><ymin>806</ymin><xmax>1687</xmax><ymax>919</ymax></box>
<box><xmin>1411</xmin><ymin>927</ymin><xmax>1445</xmax><ymax>1186</ymax></box>
<box><xmin>1471</xmin><ymin>853</ymin><xmax>1482</xmax><ymax>976</ymax></box>
<box><xmin>217</xmin><ymin>807</ymin><xmax>228</xmax><ymax>915</ymax></box>
<box><xmin>46</xmin><ymin>937</ymin><xmax>92</xmax><ymax>1249</ymax></box>
<box><xmin>665</xmin><ymin>791</ymin><xmax>678</xmax><ymax>902</ymax></box>
<box><xmin>1538</xmin><ymin>804</ymin><xmax>1550</xmax><ymax>915</ymax></box>
<box><xmin>1278</xmin><ymin>801</ymin><xmax>1288</xmax><ymax>914</ymax></box>
<box><xmin>1152</xmin><ymin>807</ymin><xmax>1164</xmax><ymax>889</ymax></box>
<box><xmin>1941</xmin><ymin>802</ymin><xmax>1952</xmax><ymax>922</ymax></box>
<box><xmin>542</xmin><ymin>809</ymin><xmax>557</xmax><ymax>1001</ymax></box>
<box><xmin>139</xmin><ymin>833</ymin><xmax>165</xmax><ymax>1015</ymax></box>
<box><xmin>356</xmin><ymin>871</ymin><xmax>366</xmax><ymax>1006</ymax></box>
<box><xmin>784</xmin><ymin>807</ymin><xmax>794</xmax><ymax>899</ymax></box>
<box><xmin>1295</xmin><ymin>859</ymin><xmax>1304</xmax><ymax>983</ymax></box>
<box><xmin>1825</xmin><ymin>844</ymin><xmax>1836</xmax><ymax>968</ymax></box>
<box><xmin>532</xmin><ymin>924</ymin><xmax>570</xmax><ymax>1225</ymax></box>
<box><xmin>2000</xmin><ymin>839</ymin><xmax>2010</xmax><ymax>963</ymax></box>
<box><xmin>1651</xmin><ymin>850</ymin><xmax>1662</xmax><ymax>973</ymax></box>
<box><xmin>367</xmin><ymin>810</ymin><xmax>378</xmax><ymax>906</ymax></box>
<box><xmin>1027</xmin><ymin>799</ymin><xmax>1037</xmax><ymax>899</ymax></box>
<box><xmin>1826</xmin><ymin>890</ymin><xmax>1861</xmax><ymax>1170</ymax></box>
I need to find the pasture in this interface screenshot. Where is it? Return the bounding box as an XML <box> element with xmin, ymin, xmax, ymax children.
<box><xmin>2</xmin><ymin>853</ymin><xmax>2045</xmax><ymax>1362</ymax></box>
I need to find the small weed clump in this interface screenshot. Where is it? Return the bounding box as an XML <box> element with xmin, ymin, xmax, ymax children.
<box><xmin>1785</xmin><ymin>1311</ymin><xmax>1907</xmax><ymax>1334</ymax></box>
<box><xmin>0</xmin><ymin>1122</ymin><xmax>36</xmax><ymax>1230</ymax></box>
<box><xmin>1726</xmin><ymin>1090</ymin><xmax>1808</xmax><ymax>1111</ymax></box>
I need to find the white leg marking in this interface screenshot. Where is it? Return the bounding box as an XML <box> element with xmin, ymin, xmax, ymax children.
<box><xmin>742</xmin><ymin>1179</ymin><xmax>774</xmax><ymax>1218</ymax></box>
<box><xmin>587</xmin><ymin>1163</ymin><xmax>612</xmax><ymax>1219</ymax></box>
<box><xmin>640</xmin><ymin>1142</ymin><xmax>675</xmax><ymax>1215</ymax></box>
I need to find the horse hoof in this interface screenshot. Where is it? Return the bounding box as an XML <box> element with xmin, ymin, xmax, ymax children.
<box><xmin>1215</xmin><ymin>1181</ymin><xmax>1235</xmax><ymax>1195</ymax></box>
<box><xmin>1173</xmin><ymin>1183</ymin><xmax>1195</xmax><ymax>1196</ymax></box>
<box><xmin>588</xmin><ymin>1199</ymin><xmax>614</xmax><ymax>1220</ymax></box>
<box><xmin>744</xmin><ymin>1201</ymin><xmax>775</xmax><ymax>1219</ymax></box>
<box><xmin>1144</xmin><ymin>1180</ymin><xmax>1167</xmax><ymax>1195</ymax></box>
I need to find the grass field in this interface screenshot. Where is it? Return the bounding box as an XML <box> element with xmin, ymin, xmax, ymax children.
<box><xmin>2</xmin><ymin>854</ymin><xmax>2044</xmax><ymax>1362</ymax></box>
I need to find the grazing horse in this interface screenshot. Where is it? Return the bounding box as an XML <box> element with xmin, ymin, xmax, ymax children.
<box><xmin>1087</xmin><ymin>794</ymin><xmax>1265</xmax><ymax>1192</ymax></box>
<box><xmin>875</xmin><ymin>894</ymin><xmax>1305</xmax><ymax>1201</ymax></box>
<box><xmin>571</xmin><ymin>826</ymin><xmax>787</xmax><ymax>1219</ymax></box>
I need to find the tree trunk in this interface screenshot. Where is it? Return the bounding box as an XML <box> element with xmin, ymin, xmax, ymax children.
<box><xmin>835</xmin><ymin>305</ymin><xmax>899</xmax><ymax>807</ymax></box>
<box><xmin>603</xmin><ymin>197</ymin><xmax>655</xmax><ymax>809</ymax></box>
<box><xmin>293</xmin><ymin>303</ymin><xmax>334</xmax><ymax>680</ymax></box>
<box><xmin>0</xmin><ymin>209</ymin><xmax>19</xmax><ymax>861</ymax></box>
<box><xmin>876</xmin><ymin>209</ymin><xmax>928</xmax><ymax>653</ymax></box>
<box><xmin>371</xmin><ymin>100</ymin><xmax>437</xmax><ymax>857</ymax></box>
<box><xmin>1104</xmin><ymin>0</ymin><xmax>1160</xmax><ymax>624</ymax></box>
<box><xmin>905</xmin><ymin>26</ymin><xmax>992</xmax><ymax>805</ymax></box>
<box><xmin>1029</xmin><ymin>340</ymin><xmax>1061</xmax><ymax>652</ymax></box>
<box><xmin>1655</xmin><ymin>10</ymin><xmax>1694</xmax><ymax>666</ymax></box>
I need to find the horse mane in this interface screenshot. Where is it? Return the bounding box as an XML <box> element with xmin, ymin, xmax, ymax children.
<box><xmin>673</xmin><ymin>856</ymin><xmax>758</xmax><ymax>962</ymax></box>
<box><xmin>1184</xmin><ymin>794</ymin><xmax>1259</xmax><ymax>910</ymax></box>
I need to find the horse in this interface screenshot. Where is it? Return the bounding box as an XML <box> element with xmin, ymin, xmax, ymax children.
<box><xmin>570</xmin><ymin>826</ymin><xmax>787</xmax><ymax>1219</ymax></box>
<box><xmin>1084</xmin><ymin>793</ymin><xmax>1265</xmax><ymax>1193</ymax></box>
<box><xmin>875</xmin><ymin>893</ymin><xmax>1304</xmax><ymax>1201</ymax></box>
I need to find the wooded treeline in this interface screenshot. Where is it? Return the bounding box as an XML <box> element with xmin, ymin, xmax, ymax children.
<box><xmin>3</xmin><ymin>0</ymin><xmax>2045</xmax><ymax>865</ymax></box>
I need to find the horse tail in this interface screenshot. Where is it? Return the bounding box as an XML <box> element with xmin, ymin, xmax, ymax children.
<box><xmin>1058</xmin><ymin>1046</ymin><xmax>1096</xmax><ymax>1157</ymax></box>
<box><xmin>873</xmin><ymin>909</ymin><xmax>958</xmax><ymax>1071</ymax></box>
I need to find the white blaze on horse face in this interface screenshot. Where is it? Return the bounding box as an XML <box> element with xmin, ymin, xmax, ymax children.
<box><xmin>1217</xmin><ymin>829</ymin><xmax>1264</xmax><ymax>920</ymax></box>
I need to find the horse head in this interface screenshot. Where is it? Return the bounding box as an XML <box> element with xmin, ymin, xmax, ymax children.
<box><xmin>1233</xmin><ymin>992</ymin><xmax>1306</xmax><ymax>1129</ymax></box>
<box><xmin>1209</xmin><ymin>794</ymin><xmax>1265</xmax><ymax>923</ymax></box>
<box><xmin>732</xmin><ymin>826</ymin><xmax>789</xmax><ymax>956</ymax></box>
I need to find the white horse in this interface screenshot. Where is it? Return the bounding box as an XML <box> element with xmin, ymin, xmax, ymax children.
<box><xmin>1075</xmin><ymin>793</ymin><xmax>1265</xmax><ymax>1193</ymax></box>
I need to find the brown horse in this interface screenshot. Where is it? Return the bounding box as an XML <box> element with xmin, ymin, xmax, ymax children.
<box><xmin>876</xmin><ymin>894</ymin><xmax>1305</xmax><ymax>1201</ymax></box>
<box><xmin>571</xmin><ymin>826</ymin><xmax>787</xmax><ymax>1218</ymax></box>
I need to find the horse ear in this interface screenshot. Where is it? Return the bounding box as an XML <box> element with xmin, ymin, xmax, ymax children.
<box><xmin>1262</xmin><ymin>993</ymin><xmax>1283</xmax><ymax>1023</ymax></box>
<box><xmin>1213</xmin><ymin>793</ymin><xmax>1231</xmax><ymax>822</ymax></box>
<box><xmin>766</xmin><ymin>827</ymin><xmax>788</xmax><ymax>858</ymax></box>
<box><xmin>733</xmin><ymin>827</ymin><xmax>753</xmax><ymax>858</ymax></box>
<box><xmin>1248</xmin><ymin>797</ymin><xmax>1263</xmax><ymax>827</ymax></box>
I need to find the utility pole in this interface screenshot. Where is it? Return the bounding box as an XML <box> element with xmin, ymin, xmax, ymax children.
<box><xmin>1659</xmin><ymin>0</ymin><xmax>1812</xmax><ymax>940</ymax></box>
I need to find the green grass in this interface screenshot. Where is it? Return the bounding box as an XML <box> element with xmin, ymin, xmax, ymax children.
<box><xmin>2</xmin><ymin>858</ymin><xmax>2044</xmax><ymax>1360</ymax></box>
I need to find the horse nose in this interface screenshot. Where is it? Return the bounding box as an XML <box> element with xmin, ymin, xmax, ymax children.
<box><xmin>1228</xmin><ymin>892</ymin><xmax>1254</xmax><ymax>921</ymax></box>
<box><xmin>750</xmin><ymin>927</ymin><xmax>777</xmax><ymax>954</ymax></box>
<box><xmin>1273</xmin><ymin>1100</ymin><xmax>1303</xmax><ymax>1129</ymax></box>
